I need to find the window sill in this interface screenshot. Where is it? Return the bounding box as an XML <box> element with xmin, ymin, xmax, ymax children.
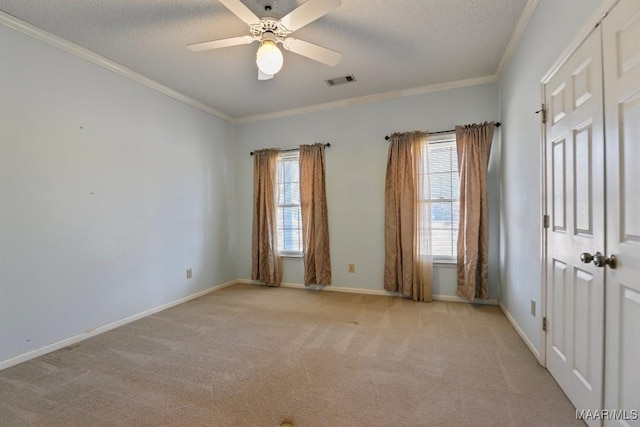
<box><xmin>434</xmin><ymin>259</ymin><xmax>457</xmax><ymax>267</ymax></box>
<box><xmin>280</xmin><ymin>253</ymin><xmax>303</xmax><ymax>259</ymax></box>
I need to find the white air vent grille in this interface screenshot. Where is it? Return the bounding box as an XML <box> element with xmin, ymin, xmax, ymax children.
<box><xmin>325</xmin><ymin>75</ymin><xmax>356</xmax><ymax>86</ymax></box>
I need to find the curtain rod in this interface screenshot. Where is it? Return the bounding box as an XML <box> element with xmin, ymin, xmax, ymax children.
<box><xmin>384</xmin><ymin>122</ymin><xmax>501</xmax><ymax>140</ymax></box>
<box><xmin>250</xmin><ymin>143</ymin><xmax>331</xmax><ymax>156</ymax></box>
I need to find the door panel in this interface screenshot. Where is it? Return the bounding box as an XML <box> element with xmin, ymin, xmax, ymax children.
<box><xmin>552</xmin><ymin>138</ymin><xmax>567</xmax><ymax>231</ymax></box>
<box><xmin>551</xmin><ymin>259</ymin><xmax>568</xmax><ymax>360</ymax></box>
<box><xmin>574</xmin><ymin>123</ymin><xmax>593</xmax><ymax>235</ymax></box>
<box><xmin>603</xmin><ymin>0</ymin><xmax>640</xmax><ymax>424</ymax></box>
<box><xmin>618</xmin><ymin>287</ymin><xmax>640</xmax><ymax>417</ymax></box>
<box><xmin>545</xmin><ymin>27</ymin><xmax>605</xmax><ymax>425</ymax></box>
<box><xmin>620</xmin><ymin>94</ymin><xmax>640</xmax><ymax>240</ymax></box>
<box><xmin>573</xmin><ymin>267</ymin><xmax>594</xmax><ymax>388</ymax></box>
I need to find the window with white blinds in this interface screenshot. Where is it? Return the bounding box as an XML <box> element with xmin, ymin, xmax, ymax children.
<box><xmin>276</xmin><ymin>152</ymin><xmax>302</xmax><ymax>255</ymax></box>
<box><xmin>417</xmin><ymin>134</ymin><xmax>460</xmax><ymax>259</ymax></box>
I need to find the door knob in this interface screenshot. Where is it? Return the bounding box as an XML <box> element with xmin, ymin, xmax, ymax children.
<box><xmin>580</xmin><ymin>251</ymin><xmax>616</xmax><ymax>269</ymax></box>
<box><xmin>580</xmin><ymin>252</ymin><xmax>594</xmax><ymax>263</ymax></box>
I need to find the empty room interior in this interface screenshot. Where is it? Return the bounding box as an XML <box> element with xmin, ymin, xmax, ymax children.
<box><xmin>1</xmin><ymin>0</ymin><xmax>639</xmax><ymax>426</ymax></box>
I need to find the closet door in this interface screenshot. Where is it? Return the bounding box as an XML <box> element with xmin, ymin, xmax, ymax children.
<box><xmin>602</xmin><ymin>0</ymin><xmax>640</xmax><ymax>423</ymax></box>
<box><xmin>544</xmin><ymin>26</ymin><xmax>605</xmax><ymax>423</ymax></box>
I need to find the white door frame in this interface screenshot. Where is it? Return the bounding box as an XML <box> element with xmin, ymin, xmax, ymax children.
<box><xmin>539</xmin><ymin>82</ymin><xmax>548</xmax><ymax>367</ymax></box>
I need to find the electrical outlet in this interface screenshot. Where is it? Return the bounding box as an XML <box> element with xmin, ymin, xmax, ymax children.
<box><xmin>348</xmin><ymin>264</ymin><xmax>355</xmax><ymax>273</ymax></box>
<box><xmin>186</xmin><ymin>268</ymin><xmax>192</xmax><ymax>279</ymax></box>
<box><xmin>531</xmin><ymin>300</ymin><xmax>536</xmax><ymax>316</ymax></box>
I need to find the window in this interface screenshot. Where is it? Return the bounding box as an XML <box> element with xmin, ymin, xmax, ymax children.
<box><xmin>276</xmin><ymin>151</ymin><xmax>302</xmax><ymax>255</ymax></box>
<box><xmin>417</xmin><ymin>134</ymin><xmax>459</xmax><ymax>259</ymax></box>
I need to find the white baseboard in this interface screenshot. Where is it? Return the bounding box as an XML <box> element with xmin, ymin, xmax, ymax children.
<box><xmin>239</xmin><ymin>279</ymin><xmax>497</xmax><ymax>305</ymax></box>
<box><xmin>0</xmin><ymin>279</ymin><xmax>238</xmax><ymax>371</ymax></box>
<box><xmin>280</xmin><ymin>282</ymin><xmax>398</xmax><ymax>296</ymax></box>
<box><xmin>499</xmin><ymin>301</ymin><xmax>543</xmax><ymax>365</ymax></box>
<box><xmin>432</xmin><ymin>295</ymin><xmax>498</xmax><ymax>305</ymax></box>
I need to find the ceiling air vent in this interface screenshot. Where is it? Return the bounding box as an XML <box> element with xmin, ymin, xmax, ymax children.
<box><xmin>325</xmin><ymin>74</ymin><xmax>357</xmax><ymax>87</ymax></box>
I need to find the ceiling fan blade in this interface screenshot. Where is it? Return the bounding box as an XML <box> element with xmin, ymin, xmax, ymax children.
<box><xmin>280</xmin><ymin>0</ymin><xmax>341</xmax><ymax>32</ymax></box>
<box><xmin>187</xmin><ymin>35</ymin><xmax>255</xmax><ymax>52</ymax></box>
<box><xmin>283</xmin><ymin>38</ymin><xmax>342</xmax><ymax>66</ymax></box>
<box><xmin>258</xmin><ymin>70</ymin><xmax>274</xmax><ymax>80</ymax></box>
<box><xmin>218</xmin><ymin>0</ymin><xmax>261</xmax><ymax>26</ymax></box>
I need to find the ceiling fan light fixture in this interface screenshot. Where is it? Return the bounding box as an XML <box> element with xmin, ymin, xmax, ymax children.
<box><xmin>256</xmin><ymin>40</ymin><xmax>283</xmax><ymax>75</ymax></box>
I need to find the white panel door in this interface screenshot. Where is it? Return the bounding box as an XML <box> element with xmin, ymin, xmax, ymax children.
<box><xmin>603</xmin><ymin>0</ymin><xmax>640</xmax><ymax>424</ymax></box>
<box><xmin>545</xmin><ymin>27</ymin><xmax>605</xmax><ymax>424</ymax></box>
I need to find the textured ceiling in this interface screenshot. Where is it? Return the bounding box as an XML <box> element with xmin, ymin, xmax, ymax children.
<box><xmin>0</xmin><ymin>0</ymin><xmax>528</xmax><ymax>120</ymax></box>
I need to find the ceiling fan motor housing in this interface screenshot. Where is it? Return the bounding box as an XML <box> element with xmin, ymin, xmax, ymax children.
<box><xmin>249</xmin><ymin>18</ymin><xmax>291</xmax><ymax>41</ymax></box>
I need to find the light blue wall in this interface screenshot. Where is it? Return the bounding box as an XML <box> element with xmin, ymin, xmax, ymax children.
<box><xmin>499</xmin><ymin>0</ymin><xmax>603</xmax><ymax>354</ymax></box>
<box><xmin>236</xmin><ymin>83</ymin><xmax>500</xmax><ymax>298</ymax></box>
<box><xmin>0</xmin><ymin>24</ymin><xmax>237</xmax><ymax>363</ymax></box>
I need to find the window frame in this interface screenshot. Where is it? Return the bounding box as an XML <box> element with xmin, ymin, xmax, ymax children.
<box><xmin>418</xmin><ymin>132</ymin><xmax>460</xmax><ymax>261</ymax></box>
<box><xmin>276</xmin><ymin>151</ymin><xmax>303</xmax><ymax>257</ymax></box>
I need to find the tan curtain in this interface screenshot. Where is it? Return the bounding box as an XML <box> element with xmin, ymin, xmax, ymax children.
<box><xmin>299</xmin><ymin>143</ymin><xmax>331</xmax><ymax>285</ymax></box>
<box><xmin>384</xmin><ymin>131</ymin><xmax>433</xmax><ymax>302</ymax></box>
<box><xmin>455</xmin><ymin>122</ymin><xmax>495</xmax><ymax>300</ymax></box>
<box><xmin>251</xmin><ymin>148</ymin><xmax>281</xmax><ymax>286</ymax></box>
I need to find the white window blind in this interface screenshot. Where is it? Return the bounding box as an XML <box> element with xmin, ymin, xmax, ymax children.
<box><xmin>418</xmin><ymin>134</ymin><xmax>460</xmax><ymax>259</ymax></box>
<box><xmin>276</xmin><ymin>152</ymin><xmax>302</xmax><ymax>255</ymax></box>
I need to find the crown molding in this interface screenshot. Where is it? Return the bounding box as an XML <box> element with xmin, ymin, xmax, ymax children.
<box><xmin>236</xmin><ymin>74</ymin><xmax>499</xmax><ymax>124</ymax></box>
<box><xmin>0</xmin><ymin>11</ymin><xmax>234</xmax><ymax>124</ymax></box>
<box><xmin>495</xmin><ymin>0</ymin><xmax>540</xmax><ymax>78</ymax></box>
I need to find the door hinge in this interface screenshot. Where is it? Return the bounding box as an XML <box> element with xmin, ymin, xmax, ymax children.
<box><xmin>543</xmin><ymin>317</ymin><xmax>547</xmax><ymax>332</ymax></box>
<box><xmin>543</xmin><ymin>214</ymin><xmax>549</xmax><ymax>228</ymax></box>
<box><xmin>536</xmin><ymin>104</ymin><xmax>547</xmax><ymax>124</ymax></box>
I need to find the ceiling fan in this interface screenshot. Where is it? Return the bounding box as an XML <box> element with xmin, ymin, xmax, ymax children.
<box><xmin>188</xmin><ymin>0</ymin><xmax>342</xmax><ymax>80</ymax></box>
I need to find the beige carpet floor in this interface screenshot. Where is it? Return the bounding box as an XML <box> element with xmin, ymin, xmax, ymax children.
<box><xmin>0</xmin><ymin>283</ymin><xmax>582</xmax><ymax>427</ymax></box>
